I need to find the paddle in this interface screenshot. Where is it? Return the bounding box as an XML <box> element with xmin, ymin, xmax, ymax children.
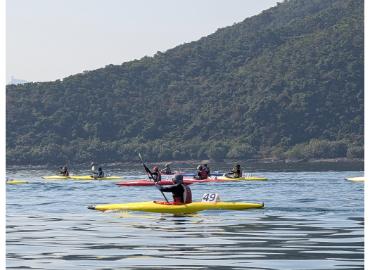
<box><xmin>138</xmin><ymin>153</ymin><xmax>169</xmax><ymax>203</ymax></box>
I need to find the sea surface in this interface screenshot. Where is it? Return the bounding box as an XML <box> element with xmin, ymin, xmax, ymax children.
<box><xmin>6</xmin><ymin>165</ymin><xmax>364</xmax><ymax>270</ymax></box>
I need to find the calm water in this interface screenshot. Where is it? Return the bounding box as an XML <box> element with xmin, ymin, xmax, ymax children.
<box><xmin>6</xmin><ymin>167</ymin><xmax>364</xmax><ymax>270</ymax></box>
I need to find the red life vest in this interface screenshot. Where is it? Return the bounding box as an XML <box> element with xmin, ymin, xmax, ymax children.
<box><xmin>173</xmin><ymin>184</ymin><xmax>192</xmax><ymax>204</ymax></box>
<box><xmin>199</xmin><ymin>169</ymin><xmax>208</xmax><ymax>180</ymax></box>
<box><xmin>152</xmin><ymin>171</ymin><xmax>161</xmax><ymax>182</ymax></box>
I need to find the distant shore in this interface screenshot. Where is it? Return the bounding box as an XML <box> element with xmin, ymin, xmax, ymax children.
<box><xmin>6</xmin><ymin>158</ymin><xmax>364</xmax><ymax>172</ymax></box>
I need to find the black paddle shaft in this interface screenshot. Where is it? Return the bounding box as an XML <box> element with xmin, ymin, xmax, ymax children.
<box><xmin>138</xmin><ymin>153</ymin><xmax>169</xmax><ymax>203</ymax></box>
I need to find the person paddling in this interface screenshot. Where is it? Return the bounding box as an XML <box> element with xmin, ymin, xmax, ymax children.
<box><xmin>156</xmin><ymin>174</ymin><xmax>192</xmax><ymax>204</ymax></box>
<box><xmin>203</xmin><ymin>164</ymin><xmax>210</xmax><ymax>177</ymax></box>
<box><xmin>151</xmin><ymin>166</ymin><xmax>162</xmax><ymax>182</ymax></box>
<box><xmin>95</xmin><ymin>167</ymin><xmax>104</xmax><ymax>178</ymax></box>
<box><xmin>194</xmin><ymin>165</ymin><xmax>208</xmax><ymax>180</ymax></box>
<box><xmin>59</xmin><ymin>165</ymin><xmax>69</xmax><ymax>176</ymax></box>
<box><xmin>226</xmin><ymin>164</ymin><xmax>242</xmax><ymax>178</ymax></box>
<box><xmin>161</xmin><ymin>163</ymin><xmax>172</xmax><ymax>174</ymax></box>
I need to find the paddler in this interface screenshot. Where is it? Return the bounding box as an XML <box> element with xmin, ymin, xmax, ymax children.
<box><xmin>160</xmin><ymin>163</ymin><xmax>172</xmax><ymax>174</ymax></box>
<box><xmin>150</xmin><ymin>166</ymin><xmax>162</xmax><ymax>182</ymax></box>
<box><xmin>59</xmin><ymin>165</ymin><xmax>69</xmax><ymax>176</ymax></box>
<box><xmin>91</xmin><ymin>162</ymin><xmax>104</xmax><ymax>179</ymax></box>
<box><xmin>194</xmin><ymin>165</ymin><xmax>208</xmax><ymax>180</ymax></box>
<box><xmin>156</xmin><ymin>174</ymin><xmax>192</xmax><ymax>204</ymax></box>
<box><xmin>203</xmin><ymin>164</ymin><xmax>210</xmax><ymax>177</ymax></box>
<box><xmin>96</xmin><ymin>167</ymin><xmax>105</xmax><ymax>178</ymax></box>
<box><xmin>226</xmin><ymin>164</ymin><xmax>242</xmax><ymax>178</ymax></box>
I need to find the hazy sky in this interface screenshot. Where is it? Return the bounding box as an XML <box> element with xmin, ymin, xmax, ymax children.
<box><xmin>7</xmin><ymin>0</ymin><xmax>280</xmax><ymax>83</ymax></box>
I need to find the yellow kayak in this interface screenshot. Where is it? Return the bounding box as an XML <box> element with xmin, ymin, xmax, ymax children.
<box><xmin>88</xmin><ymin>201</ymin><xmax>264</xmax><ymax>214</ymax></box>
<box><xmin>42</xmin><ymin>175</ymin><xmax>71</xmax><ymax>180</ymax></box>
<box><xmin>70</xmin><ymin>175</ymin><xmax>123</xmax><ymax>180</ymax></box>
<box><xmin>217</xmin><ymin>176</ymin><xmax>268</xmax><ymax>181</ymax></box>
<box><xmin>346</xmin><ymin>176</ymin><xmax>365</xmax><ymax>182</ymax></box>
<box><xmin>7</xmin><ymin>179</ymin><xmax>29</xmax><ymax>185</ymax></box>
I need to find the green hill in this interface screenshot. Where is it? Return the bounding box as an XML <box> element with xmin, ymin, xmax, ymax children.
<box><xmin>6</xmin><ymin>0</ymin><xmax>363</xmax><ymax>165</ymax></box>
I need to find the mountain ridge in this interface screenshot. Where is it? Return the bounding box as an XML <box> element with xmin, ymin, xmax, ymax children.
<box><xmin>6</xmin><ymin>0</ymin><xmax>363</xmax><ymax>165</ymax></box>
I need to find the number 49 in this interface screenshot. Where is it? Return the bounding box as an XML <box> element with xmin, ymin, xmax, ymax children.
<box><xmin>202</xmin><ymin>193</ymin><xmax>220</xmax><ymax>202</ymax></box>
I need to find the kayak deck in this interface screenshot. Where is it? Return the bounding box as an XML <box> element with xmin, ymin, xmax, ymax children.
<box><xmin>42</xmin><ymin>175</ymin><xmax>123</xmax><ymax>180</ymax></box>
<box><xmin>6</xmin><ymin>180</ymin><xmax>29</xmax><ymax>185</ymax></box>
<box><xmin>216</xmin><ymin>176</ymin><xmax>268</xmax><ymax>181</ymax></box>
<box><xmin>42</xmin><ymin>175</ymin><xmax>71</xmax><ymax>180</ymax></box>
<box><xmin>70</xmin><ymin>175</ymin><xmax>123</xmax><ymax>180</ymax></box>
<box><xmin>89</xmin><ymin>201</ymin><xmax>264</xmax><ymax>214</ymax></box>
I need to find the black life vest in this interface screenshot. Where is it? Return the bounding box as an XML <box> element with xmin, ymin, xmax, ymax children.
<box><xmin>173</xmin><ymin>184</ymin><xmax>192</xmax><ymax>203</ymax></box>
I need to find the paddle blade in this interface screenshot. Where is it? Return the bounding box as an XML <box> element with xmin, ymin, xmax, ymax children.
<box><xmin>138</xmin><ymin>153</ymin><xmax>144</xmax><ymax>163</ymax></box>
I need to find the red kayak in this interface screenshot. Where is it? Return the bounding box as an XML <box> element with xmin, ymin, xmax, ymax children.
<box><xmin>116</xmin><ymin>178</ymin><xmax>211</xmax><ymax>186</ymax></box>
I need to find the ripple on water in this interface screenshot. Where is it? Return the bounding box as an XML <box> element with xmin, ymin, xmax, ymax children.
<box><xmin>6</xmin><ymin>170</ymin><xmax>364</xmax><ymax>270</ymax></box>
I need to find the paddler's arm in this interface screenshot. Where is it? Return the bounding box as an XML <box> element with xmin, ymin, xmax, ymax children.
<box><xmin>157</xmin><ymin>184</ymin><xmax>177</xmax><ymax>192</ymax></box>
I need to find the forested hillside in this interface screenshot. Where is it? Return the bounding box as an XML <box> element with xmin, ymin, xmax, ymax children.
<box><xmin>6</xmin><ymin>0</ymin><xmax>363</xmax><ymax>165</ymax></box>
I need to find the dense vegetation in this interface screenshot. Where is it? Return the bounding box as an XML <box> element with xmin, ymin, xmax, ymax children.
<box><xmin>6</xmin><ymin>0</ymin><xmax>363</xmax><ymax>165</ymax></box>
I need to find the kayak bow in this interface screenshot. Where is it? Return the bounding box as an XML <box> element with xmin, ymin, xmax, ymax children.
<box><xmin>346</xmin><ymin>176</ymin><xmax>365</xmax><ymax>182</ymax></box>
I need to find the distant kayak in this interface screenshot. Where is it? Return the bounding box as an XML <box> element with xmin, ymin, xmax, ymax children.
<box><xmin>70</xmin><ymin>175</ymin><xmax>123</xmax><ymax>180</ymax></box>
<box><xmin>6</xmin><ymin>180</ymin><xmax>29</xmax><ymax>185</ymax></box>
<box><xmin>182</xmin><ymin>172</ymin><xmax>225</xmax><ymax>177</ymax></box>
<box><xmin>42</xmin><ymin>175</ymin><xmax>123</xmax><ymax>180</ymax></box>
<box><xmin>346</xmin><ymin>176</ymin><xmax>365</xmax><ymax>182</ymax></box>
<box><xmin>42</xmin><ymin>175</ymin><xmax>71</xmax><ymax>180</ymax></box>
<box><xmin>116</xmin><ymin>176</ymin><xmax>267</xmax><ymax>186</ymax></box>
<box><xmin>88</xmin><ymin>200</ymin><xmax>264</xmax><ymax>214</ymax></box>
<box><xmin>216</xmin><ymin>176</ymin><xmax>268</xmax><ymax>181</ymax></box>
<box><xmin>116</xmin><ymin>179</ymin><xmax>197</xmax><ymax>186</ymax></box>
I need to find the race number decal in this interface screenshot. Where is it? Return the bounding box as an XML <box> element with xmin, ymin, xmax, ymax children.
<box><xmin>201</xmin><ymin>193</ymin><xmax>220</xmax><ymax>203</ymax></box>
